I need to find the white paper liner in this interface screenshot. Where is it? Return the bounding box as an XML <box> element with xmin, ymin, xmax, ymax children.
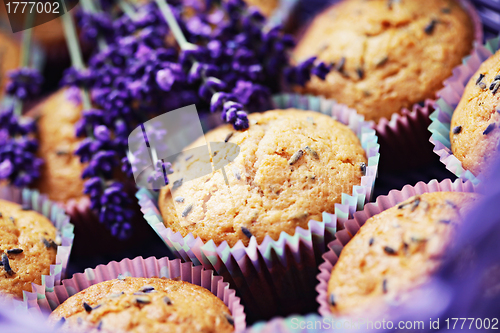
<box><xmin>316</xmin><ymin>178</ymin><xmax>477</xmax><ymax>317</ymax></box>
<box><xmin>429</xmin><ymin>35</ymin><xmax>500</xmax><ymax>185</ymax></box>
<box><xmin>0</xmin><ymin>185</ymin><xmax>74</xmax><ymax>310</ymax></box>
<box><xmin>35</xmin><ymin>256</ymin><xmax>246</xmax><ymax>332</ymax></box>
<box><xmin>137</xmin><ymin>93</ymin><xmax>380</xmax><ymax>320</ymax></box>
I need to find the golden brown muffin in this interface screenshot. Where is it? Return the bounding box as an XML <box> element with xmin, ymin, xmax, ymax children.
<box><xmin>450</xmin><ymin>50</ymin><xmax>500</xmax><ymax>176</ymax></box>
<box><xmin>31</xmin><ymin>89</ymin><xmax>86</xmax><ymax>203</ymax></box>
<box><xmin>0</xmin><ymin>199</ymin><xmax>58</xmax><ymax>299</ymax></box>
<box><xmin>159</xmin><ymin>109</ymin><xmax>367</xmax><ymax>247</ymax></box>
<box><xmin>294</xmin><ymin>0</ymin><xmax>475</xmax><ymax>122</ymax></box>
<box><xmin>49</xmin><ymin>277</ymin><xmax>235</xmax><ymax>333</ymax></box>
<box><xmin>0</xmin><ymin>31</ymin><xmax>21</xmax><ymax>100</ymax></box>
<box><xmin>327</xmin><ymin>192</ymin><xmax>479</xmax><ymax>317</ymax></box>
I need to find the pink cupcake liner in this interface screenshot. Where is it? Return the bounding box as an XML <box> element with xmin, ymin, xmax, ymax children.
<box><xmin>429</xmin><ymin>35</ymin><xmax>500</xmax><ymax>185</ymax></box>
<box><xmin>35</xmin><ymin>256</ymin><xmax>246</xmax><ymax>332</ymax></box>
<box><xmin>0</xmin><ymin>185</ymin><xmax>74</xmax><ymax>309</ymax></box>
<box><xmin>137</xmin><ymin>94</ymin><xmax>380</xmax><ymax>321</ymax></box>
<box><xmin>316</xmin><ymin>178</ymin><xmax>477</xmax><ymax>317</ymax></box>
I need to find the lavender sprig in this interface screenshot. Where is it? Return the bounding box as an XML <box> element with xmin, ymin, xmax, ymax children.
<box><xmin>62</xmin><ymin>2</ymin><xmax>134</xmax><ymax>239</ymax></box>
<box><xmin>0</xmin><ymin>12</ymin><xmax>43</xmax><ymax>186</ymax></box>
<box><xmin>0</xmin><ymin>108</ymin><xmax>43</xmax><ymax>186</ymax></box>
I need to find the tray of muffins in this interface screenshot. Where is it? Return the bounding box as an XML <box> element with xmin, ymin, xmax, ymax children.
<box><xmin>1</xmin><ymin>0</ymin><xmax>500</xmax><ymax>332</ymax></box>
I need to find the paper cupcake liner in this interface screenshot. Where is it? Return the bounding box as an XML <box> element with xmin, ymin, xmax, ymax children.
<box><xmin>316</xmin><ymin>178</ymin><xmax>477</xmax><ymax>317</ymax></box>
<box><xmin>428</xmin><ymin>35</ymin><xmax>500</xmax><ymax>186</ymax></box>
<box><xmin>137</xmin><ymin>93</ymin><xmax>380</xmax><ymax>321</ymax></box>
<box><xmin>0</xmin><ymin>185</ymin><xmax>74</xmax><ymax>309</ymax></box>
<box><xmin>471</xmin><ymin>0</ymin><xmax>500</xmax><ymax>40</ymax></box>
<box><xmin>34</xmin><ymin>256</ymin><xmax>246</xmax><ymax>332</ymax></box>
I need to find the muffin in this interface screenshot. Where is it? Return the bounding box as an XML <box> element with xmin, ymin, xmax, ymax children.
<box><xmin>0</xmin><ymin>199</ymin><xmax>58</xmax><ymax>299</ymax></box>
<box><xmin>0</xmin><ymin>31</ymin><xmax>21</xmax><ymax>100</ymax></box>
<box><xmin>450</xmin><ymin>49</ymin><xmax>500</xmax><ymax>176</ymax></box>
<box><xmin>294</xmin><ymin>0</ymin><xmax>475</xmax><ymax>122</ymax></box>
<box><xmin>31</xmin><ymin>89</ymin><xmax>85</xmax><ymax>203</ymax></box>
<box><xmin>327</xmin><ymin>192</ymin><xmax>479</xmax><ymax>317</ymax></box>
<box><xmin>159</xmin><ymin>109</ymin><xmax>367</xmax><ymax>247</ymax></box>
<box><xmin>49</xmin><ymin>277</ymin><xmax>235</xmax><ymax>333</ymax></box>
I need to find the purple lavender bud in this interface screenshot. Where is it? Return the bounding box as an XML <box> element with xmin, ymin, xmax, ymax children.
<box><xmin>156</xmin><ymin>68</ymin><xmax>175</xmax><ymax>91</ymax></box>
<box><xmin>0</xmin><ymin>160</ymin><xmax>13</xmax><ymax>179</ymax></box>
<box><xmin>234</xmin><ymin>112</ymin><xmax>249</xmax><ymax>130</ymax></box>
<box><xmin>210</xmin><ymin>92</ymin><xmax>234</xmax><ymax>113</ymax></box>
<box><xmin>311</xmin><ymin>61</ymin><xmax>332</xmax><ymax>80</ymax></box>
<box><xmin>188</xmin><ymin>63</ymin><xmax>203</xmax><ymax>83</ymax></box>
<box><xmin>6</xmin><ymin>68</ymin><xmax>44</xmax><ymax>101</ymax></box>
<box><xmin>186</xmin><ymin>16</ymin><xmax>212</xmax><ymax>37</ymax></box>
<box><xmin>199</xmin><ymin>77</ymin><xmax>226</xmax><ymax>101</ymax></box>
<box><xmin>94</xmin><ymin>125</ymin><xmax>111</xmax><ymax>142</ymax></box>
<box><xmin>75</xmin><ymin>138</ymin><xmax>94</xmax><ymax>163</ymax></box>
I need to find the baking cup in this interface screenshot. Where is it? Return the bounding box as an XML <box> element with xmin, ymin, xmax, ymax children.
<box><xmin>34</xmin><ymin>256</ymin><xmax>246</xmax><ymax>332</ymax></box>
<box><xmin>316</xmin><ymin>178</ymin><xmax>477</xmax><ymax>317</ymax></box>
<box><xmin>0</xmin><ymin>185</ymin><xmax>74</xmax><ymax>309</ymax></box>
<box><xmin>137</xmin><ymin>93</ymin><xmax>380</xmax><ymax>321</ymax></box>
<box><xmin>428</xmin><ymin>35</ymin><xmax>500</xmax><ymax>186</ymax></box>
<box><xmin>471</xmin><ymin>0</ymin><xmax>500</xmax><ymax>40</ymax></box>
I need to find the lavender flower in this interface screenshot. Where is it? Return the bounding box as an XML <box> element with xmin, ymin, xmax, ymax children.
<box><xmin>76</xmin><ymin>10</ymin><xmax>114</xmax><ymax>43</ymax></box>
<box><xmin>5</xmin><ymin>68</ymin><xmax>43</xmax><ymax>101</ymax></box>
<box><xmin>0</xmin><ymin>108</ymin><xmax>43</xmax><ymax>186</ymax></box>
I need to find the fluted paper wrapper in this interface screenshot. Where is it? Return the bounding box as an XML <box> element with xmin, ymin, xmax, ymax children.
<box><xmin>429</xmin><ymin>35</ymin><xmax>500</xmax><ymax>186</ymax></box>
<box><xmin>137</xmin><ymin>93</ymin><xmax>380</xmax><ymax>321</ymax></box>
<box><xmin>471</xmin><ymin>0</ymin><xmax>500</xmax><ymax>40</ymax></box>
<box><xmin>0</xmin><ymin>185</ymin><xmax>74</xmax><ymax>310</ymax></box>
<box><xmin>33</xmin><ymin>256</ymin><xmax>246</xmax><ymax>332</ymax></box>
<box><xmin>316</xmin><ymin>178</ymin><xmax>477</xmax><ymax>317</ymax></box>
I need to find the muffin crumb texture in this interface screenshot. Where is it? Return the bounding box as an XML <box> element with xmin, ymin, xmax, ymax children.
<box><xmin>328</xmin><ymin>192</ymin><xmax>479</xmax><ymax>317</ymax></box>
<box><xmin>33</xmin><ymin>89</ymin><xmax>86</xmax><ymax>202</ymax></box>
<box><xmin>451</xmin><ymin>49</ymin><xmax>500</xmax><ymax>176</ymax></box>
<box><xmin>49</xmin><ymin>277</ymin><xmax>234</xmax><ymax>333</ymax></box>
<box><xmin>294</xmin><ymin>0</ymin><xmax>475</xmax><ymax>121</ymax></box>
<box><xmin>0</xmin><ymin>200</ymin><xmax>57</xmax><ymax>299</ymax></box>
<box><xmin>159</xmin><ymin>109</ymin><xmax>367</xmax><ymax>247</ymax></box>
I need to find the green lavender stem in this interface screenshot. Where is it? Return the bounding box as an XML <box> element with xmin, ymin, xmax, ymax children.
<box><xmin>60</xmin><ymin>9</ymin><xmax>92</xmax><ymax>110</ymax></box>
<box><xmin>155</xmin><ymin>0</ymin><xmax>196</xmax><ymax>50</ymax></box>
<box><xmin>14</xmin><ymin>11</ymin><xmax>35</xmax><ymax>116</ymax></box>
<box><xmin>80</xmin><ymin>0</ymin><xmax>107</xmax><ymax>50</ymax></box>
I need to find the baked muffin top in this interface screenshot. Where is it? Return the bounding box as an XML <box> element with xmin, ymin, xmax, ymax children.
<box><xmin>451</xmin><ymin>49</ymin><xmax>500</xmax><ymax>176</ymax></box>
<box><xmin>294</xmin><ymin>0</ymin><xmax>475</xmax><ymax>121</ymax></box>
<box><xmin>159</xmin><ymin>109</ymin><xmax>367</xmax><ymax>247</ymax></box>
<box><xmin>50</xmin><ymin>277</ymin><xmax>234</xmax><ymax>333</ymax></box>
<box><xmin>0</xmin><ymin>199</ymin><xmax>58</xmax><ymax>299</ymax></box>
<box><xmin>32</xmin><ymin>89</ymin><xmax>85</xmax><ymax>203</ymax></box>
<box><xmin>327</xmin><ymin>192</ymin><xmax>479</xmax><ymax>317</ymax></box>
